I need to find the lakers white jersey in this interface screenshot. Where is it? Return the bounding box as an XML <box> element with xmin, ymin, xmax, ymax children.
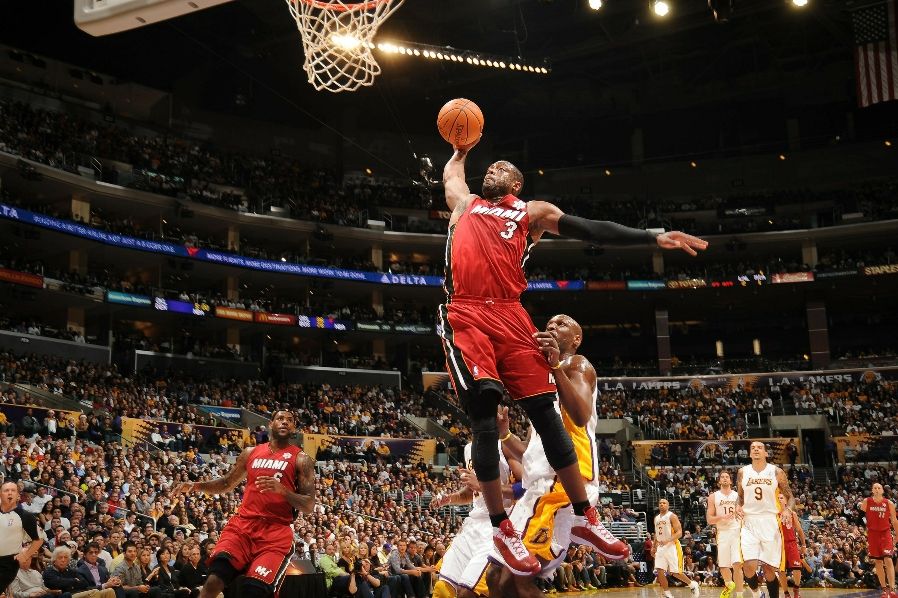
<box><xmin>464</xmin><ymin>441</ymin><xmax>511</xmax><ymax>518</ymax></box>
<box><xmin>521</xmin><ymin>385</ymin><xmax>599</xmax><ymax>489</ymax></box>
<box><xmin>740</xmin><ymin>463</ymin><xmax>780</xmax><ymax>516</ymax></box>
<box><xmin>655</xmin><ymin>511</ymin><xmax>675</xmax><ymax>543</ymax></box>
<box><xmin>712</xmin><ymin>489</ymin><xmax>740</xmax><ymax>531</ymax></box>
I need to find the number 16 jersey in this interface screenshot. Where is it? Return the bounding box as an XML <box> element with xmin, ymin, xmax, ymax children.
<box><xmin>445</xmin><ymin>194</ymin><xmax>534</xmax><ymax>301</ymax></box>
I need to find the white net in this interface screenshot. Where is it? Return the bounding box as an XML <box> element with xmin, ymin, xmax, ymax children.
<box><xmin>285</xmin><ymin>0</ymin><xmax>404</xmax><ymax>93</ymax></box>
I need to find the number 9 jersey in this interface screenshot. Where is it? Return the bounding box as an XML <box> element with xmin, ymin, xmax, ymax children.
<box><xmin>739</xmin><ymin>463</ymin><xmax>780</xmax><ymax>516</ymax></box>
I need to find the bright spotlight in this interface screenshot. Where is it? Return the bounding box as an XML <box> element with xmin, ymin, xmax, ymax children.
<box><xmin>331</xmin><ymin>34</ymin><xmax>362</xmax><ymax>50</ymax></box>
<box><xmin>588</xmin><ymin>0</ymin><xmax>603</xmax><ymax>9</ymax></box>
<box><xmin>653</xmin><ymin>0</ymin><xmax>670</xmax><ymax>16</ymax></box>
<box><xmin>791</xmin><ymin>0</ymin><xmax>807</xmax><ymax>6</ymax></box>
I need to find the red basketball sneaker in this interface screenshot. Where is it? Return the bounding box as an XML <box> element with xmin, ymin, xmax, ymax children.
<box><xmin>493</xmin><ymin>519</ymin><xmax>540</xmax><ymax>576</ymax></box>
<box><xmin>571</xmin><ymin>506</ymin><xmax>631</xmax><ymax>560</ymax></box>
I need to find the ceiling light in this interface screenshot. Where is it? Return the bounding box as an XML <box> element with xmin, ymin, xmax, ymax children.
<box><xmin>653</xmin><ymin>0</ymin><xmax>670</xmax><ymax>16</ymax></box>
<box><xmin>331</xmin><ymin>34</ymin><xmax>362</xmax><ymax>50</ymax></box>
<box><xmin>588</xmin><ymin>0</ymin><xmax>603</xmax><ymax>9</ymax></box>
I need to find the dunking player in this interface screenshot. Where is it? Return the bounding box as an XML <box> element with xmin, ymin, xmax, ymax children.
<box><xmin>653</xmin><ymin>498</ymin><xmax>701</xmax><ymax>598</ymax></box>
<box><xmin>173</xmin><ymin>411</ymin><xmax>315</xmax><ymax>598</ymax></box>
<box><xmin>858</xmin><ymin>482</ymin><xmax>898</xmax><ymax>598</ymax></box>
<box><xmin>440</xmin><ymin>136</ymin><xmax>707</xmax><ymax>575</ymax></box>
<box><xmin>430</xmin><ymin>423</ymin><xmax>520</xmax><ymax>598</ymax></box>
<box><xmin>707</xmin><ymin>472</ymin><xmax>743</xmax><ymax>598</ymax></box>
<box><xmin>736</xmin><ymin>442</ymin><xmax>795</xmax><ymax>598</ymax></box>
<box><xmin>486</xmin><ymin>314</ymin><xmax>630</xmax><ymax>598</ymax></box>
<box><xmin>777</xmin><ymin>493</ymin><xmax>807</xmax><ymax>598</ymax></box>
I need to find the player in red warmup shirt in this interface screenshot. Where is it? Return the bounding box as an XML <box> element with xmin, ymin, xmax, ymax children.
<box><xmin>440</xmin><ymin>138</ymin><xmax>707</xmax><ymax>575</ymax></box>
<box><xmin>173</xmin><ymin>411</ymin><xmax>315</xmax><ymax>598</ymax></box>
<box><xmin>858</xmin><ymin>482</ymin><xmax>898</xmax><ymax>598</ymax></box>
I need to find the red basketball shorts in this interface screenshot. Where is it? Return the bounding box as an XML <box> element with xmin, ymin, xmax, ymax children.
<box><xmin>212</xmin><ymin>515</ymin><xmax>295</xmax><ymax>588</ymax></box>
<box><xmin>438</xmin><ymin>298</ymin><xmax>556</xmax><ymax>401</ymax></box>
<box><xmin>868</xmin><ymin>529</ymin><xmax>895</xmax><ymax>559</ymax></box>
<box><xmin>783</xmin><ymin>537</ymin><xmax>802</xmax><ymax>570</ymax></box>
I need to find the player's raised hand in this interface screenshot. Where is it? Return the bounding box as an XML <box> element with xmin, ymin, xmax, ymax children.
<box><xmin>496</xmin><ymin>405</ymin><xmax>510</xmax><ymax>437</ymax></box>
<box><xmin>533</xmin><ymin>331</ymin><xmax>561</xmax><ymax>368</ymax></box>
<box><xmin>655</xmin><ymin>231</ymin><xmax>708</xmax><ymax>256</ymax></box>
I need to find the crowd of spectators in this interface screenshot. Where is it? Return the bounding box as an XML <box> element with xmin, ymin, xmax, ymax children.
<box><xmin>3</xmin><ymin>97</ymin><xmax>898</xmax><ymax>242</ymax></box>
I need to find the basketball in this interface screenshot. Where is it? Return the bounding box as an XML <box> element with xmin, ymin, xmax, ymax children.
<box><xmin>437</xmin><ymin>98</ymin><xmax>484</xmax><ymax>148</ymax></box>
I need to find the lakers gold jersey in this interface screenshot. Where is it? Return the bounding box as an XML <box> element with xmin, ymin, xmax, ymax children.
<box><xmin>712</xmin><ymin>489</ymin><xmax>740</xmax><ymax>531</ymax></box>
<box><xmin>522</xmin><ymin>385</ymin><xmax>598</xmax><ymax>488</ymax></box>
<box><xmin>655</xmin><ymin>511</ymin><xmax>675</xmax><ymax>542</ymax></box>
<box><xmin>739</xmin><ymin>463</ymin><xmax>780</xmax><ymax>516</ymax></box>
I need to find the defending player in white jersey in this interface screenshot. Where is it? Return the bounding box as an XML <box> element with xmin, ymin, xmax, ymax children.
<box><xmin>736</xmin><ymin>442</ymin><xmax>795</xmax><ymax>598</ymax></box>
<box><xmin>486</xmin><ymin>314</ymin><xmax>629</xmax><ymax>598</ymax></box>
<box><xmin>431</xmin><ymin>430</ymin><xmax>520</xmax><ymax>598</ymax></box>
<box><xmin>707</xmin><ymin>471</ymin><xmax>743</xmax><ymax>598</ymax></box>
<box><xmin>654</xmin><ymin>499</ymin><xmax>700</xmax><ymax>598</ymax></box>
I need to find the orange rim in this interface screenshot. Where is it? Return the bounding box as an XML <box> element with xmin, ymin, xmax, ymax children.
<box><xmin>300</xmin><ymin>0</ymin><xmax>390</xmax><ymax>11</ymax></box>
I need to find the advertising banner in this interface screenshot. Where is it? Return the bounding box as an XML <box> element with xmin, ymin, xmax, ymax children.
<box><xmin>197</xmin><ymin>406</ymin><xmax>243</xmax><ymax>422</ymax></box>
<box><xmin>627</xmin><ymin>280</ymin><xmax>666</xmax><ymax>291</ymax></box>
<box><xmin>633</xmin><ymin>438</ymin><xmax>799</xmax><ymax>466</ymax></box>
<box><xmin>771</xmin><ymin>272</ymin><xmax>814</xmax><ymax>284</ymax></box>
<box><xmin>107</xmin><ymin>291</ymin><xmax>152</xmax><ymax>307</ymax></box>
<box><xmin>215</xmin><ymin>306</ymin><xmax>254</xmax><ymax>321</ymax></box>
<box><xmin>587</xmin><ymin>281</ymin><xmax>627</xmax><ymax>291</ymax></box>
<box><xmin>120</xmin><ymin>417</ymin><xmax>249</xmax><ymax>450</ymax></box>
<box><xmin>524</xmin><ymin>280</ymin><xmax>586</xmax><ymax>291</ymax></box>
<box><xmin>0</xmin><ymin>268</ymin><xmax>43</xmax><ymax>288</ymax></box>
<box><xmin>666</xmin><ymin>278</ymin><xmax>707</xmax><ymax>289</ymax></box>
<box><xmin>154</xmin><ymin>297</ymin><xmax>209</xmax><ymax>316</ymax></box>
<box><xmin>296</xmin><ymin>315</ymin><xmax>350</xmax><ymax>330</ymax></box>
<box><xmin>303</xmin><ymin>432</ymin><xmax>435</xmax><ymax>464</ymax></box>
<box><xmin>863</xmin><ymin>264</ymin><xmax>898</xmax><ymax>276</ymax></box>
<box><xmin>835</xmin><ymin>435</ymin><xmax>898</xmax><ymax>462</ymax></box>
<box><xmin>254</xmin><ymin>312</ymin><xmax>297</xmax><ymax>326</ymax></box>
<box><xmin>597</xmin><ymin>366</ymin><xmax>898</xmax><ymax>392</ymax></box>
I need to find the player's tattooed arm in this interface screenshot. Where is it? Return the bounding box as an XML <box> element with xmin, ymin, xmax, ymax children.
<box><xmin>287</xmin><ymin>452</ymin><xmax>317</xmax><ymax>514</ymax></box>
<box><xmin>178</xmin><ymin>448</ymin><xmax>251</xmax><ymax>495</ymax></box>
<box><xmin>775</xmin><ymin>467</ymin><xmax>796</xmax><ymax>510</ymax></box>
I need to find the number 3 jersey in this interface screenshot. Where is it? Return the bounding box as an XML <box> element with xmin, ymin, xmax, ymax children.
<box><xmin>239</xmin><ymin>443</ymin><xmax>303</xmax><ymax>524</ymax></box>
<box><xmin>739</xmin><ymin>463</ymin><xmax>781</xmax><ymax>516</ymax></box>
<box><xmin>445</xmin><ymin>194</ymin><xmax>534</xmax><ymax>301</ymax></box>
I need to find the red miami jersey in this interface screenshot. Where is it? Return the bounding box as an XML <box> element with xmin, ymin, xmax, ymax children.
<box><xmin>239</xmin><ymin>443</ymin><xmax>303</xmax><ymax>524</ymax></box>
<box><xmin>445</xmin><ymin>195</ymin><xmax>534</xmax><ymax>300</ymax></box>
<box><xmin>865</xmin><ymin>497</ymin><xmax>893</xmax><ymax>532</ymax></box>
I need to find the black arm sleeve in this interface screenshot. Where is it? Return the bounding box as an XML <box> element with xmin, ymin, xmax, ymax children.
<box><xmin>18</xmin><ymin>507</ymin><xmax>42</xmax><ymax>541</ymax></box>
<box><xmin>557</xmin><ymin>214</ymin><xmax>658</xmax><ymax>246</ymax></box>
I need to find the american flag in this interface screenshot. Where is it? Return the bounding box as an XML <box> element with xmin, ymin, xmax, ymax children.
<box><xmin>852</xmin><ymin>0</ymin><xmax>898</xmax><ymax>107</ymax></box>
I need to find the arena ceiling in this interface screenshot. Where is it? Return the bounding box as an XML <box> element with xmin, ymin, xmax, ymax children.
<box><xmin>0</xmin><ymin>0</ymin><xmax>891</xmax><ymax>167</ymax></box>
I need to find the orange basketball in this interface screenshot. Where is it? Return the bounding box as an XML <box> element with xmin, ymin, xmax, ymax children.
<box><xmin>437</xmin><ymin>98</ymin><xmax>484</xmax><ymax>148</ymax></box>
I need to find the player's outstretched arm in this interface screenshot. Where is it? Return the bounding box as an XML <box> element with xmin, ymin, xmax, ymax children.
<box><xmin>173</xmin><ymin>448</ymin><xmax>251</xmax><ymax>496</ymax></box>
<box><xmin>528</xmin><ymin>200</ymin><xmax>708</xmax><ymax>255</ymax></box>
<box><xmin>443</xmin><ymin>146</ymin><xmax>476</xmax><ymax>212</ymax></box>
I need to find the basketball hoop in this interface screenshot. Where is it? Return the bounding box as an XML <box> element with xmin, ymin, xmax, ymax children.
<box><xmin>285</xmin><ymin>0</ymin><xmax>404</xmax><ymax>93</ymax></box>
